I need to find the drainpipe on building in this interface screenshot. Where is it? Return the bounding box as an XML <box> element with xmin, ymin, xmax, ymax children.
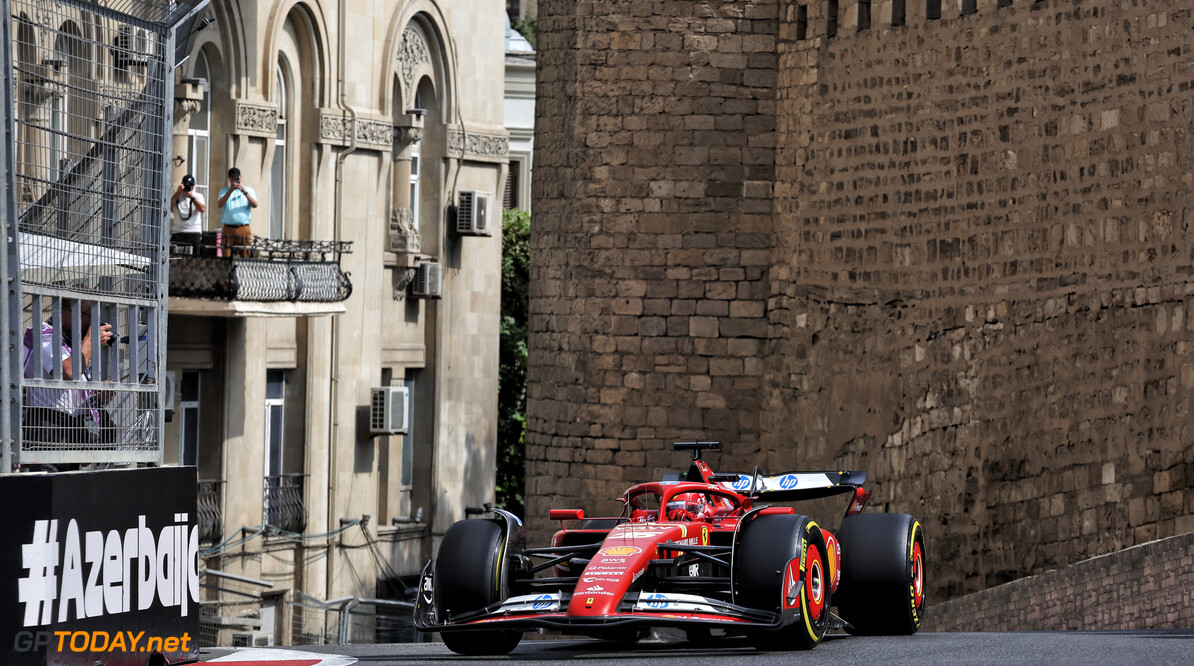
<box><xmin>326</xmin><ymin>0</ymin><xmax>359</xmax><ymax>605</ymax></box>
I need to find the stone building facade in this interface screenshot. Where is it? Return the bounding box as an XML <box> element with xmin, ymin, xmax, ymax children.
<box><xmin>8</xmin><ymin>0</ymin><xmax>507</xmax><ymax>643</ymax></box>
<box><xmin>162</xmin><ymin>0</ymin><xmax>507</xmax><ymax>643</ymax></box>
<box><xmin>527</xmin><ymin>0</ymin><xmax>1194</xmax><ymax>603</ymax></box>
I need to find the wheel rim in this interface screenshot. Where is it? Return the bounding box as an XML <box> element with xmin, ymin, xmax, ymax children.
<box><xmin>805</xmin><ymin>543</ymin><xmax>825</xmax><ymax>621</ymax></box>
<box><xmin>911</xmin><ymin>541</ymin><xmax>924</xmax><ymax>608</ymax></box>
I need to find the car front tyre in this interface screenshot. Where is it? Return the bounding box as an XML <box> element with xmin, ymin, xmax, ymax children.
<box><xmin>736</xmin><ymin>513</ymin><xmax>831</xmax><ymax>650</ymax></box>
<box><xmin>434</xmin><ymin>519</ymin><xmax>523</xmax><ymax>655</ymax></box>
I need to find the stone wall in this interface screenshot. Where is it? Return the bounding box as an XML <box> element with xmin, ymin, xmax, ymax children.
<box><xmin>528</xmin><ymin>0</ymin><xmax>1194</xmax><ymax>605</ymax></box>
<box><xmin>927</xmin><ymin>531</ymin><xmax>1194</xmax><ymax>630</ymax></box>
<box><xmin>769</xmin><ymin>0</ymin><xmax>1194</xmax><ymax>600</ymax></box>
<box><xmin>528</xmin><ymin>0</ymin><xmax>781</xmax><ymax>519</ymax></box>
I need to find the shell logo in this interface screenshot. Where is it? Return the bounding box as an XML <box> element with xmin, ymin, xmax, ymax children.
<box><xmin>599</xmin><ymin>546</ymin><xmax>641</xmax><ymax>556</ymax></box>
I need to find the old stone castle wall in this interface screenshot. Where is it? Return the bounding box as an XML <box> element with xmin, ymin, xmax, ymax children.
<box><xmin>528</xmin><ymin>0</ymin><xmax>1194</xmax><ymax>602</ymax></box>
<box><xmin>529</xmin><ymin>0</ymin><xmax>780</xmax><ymax>513</ymax></box>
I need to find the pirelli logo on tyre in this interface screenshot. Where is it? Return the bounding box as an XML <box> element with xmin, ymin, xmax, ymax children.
<box><xmin>599</xmin><ymin>546</ymin><xmax>641</xmax><ymax>557</ymax></box>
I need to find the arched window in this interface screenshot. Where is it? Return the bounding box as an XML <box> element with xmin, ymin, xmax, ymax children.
<box><xmin>187</xmin><ymin>51</ymin><xmax>211</xmax><ymax>213</ymax></box>
<box><xmin>270</xmin><ymin>64</ymin><xmax>288</xmax><ymax>239</ymax></box>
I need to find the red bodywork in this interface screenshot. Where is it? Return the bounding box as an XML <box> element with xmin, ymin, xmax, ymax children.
<box><xmin>414</xmin><ymin>453</ymin><xmax>866</xmax><ymax>635</ymax></box>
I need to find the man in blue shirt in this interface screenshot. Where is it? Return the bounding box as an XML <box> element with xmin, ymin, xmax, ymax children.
<box><xmin>216</xmin><ymin>167</ymin><xmax>258</xmax><ymax>256</ymax></box>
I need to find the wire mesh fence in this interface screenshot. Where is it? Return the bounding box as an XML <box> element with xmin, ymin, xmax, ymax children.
<box><xmin>3</xmin><ymin>0</ymin><xmax>207</xmax><ymax>468</ymax></box>
<box><xmin>289</xmin><ymin>594</ymin><xmax>348</xmax><ymax>646</ymax></box>
<box><xmin>344</xmin><ymin>599</ymin><xmax>417</xmax><ymax>644</ymax></box>
<box><xmin>12</xmin><ymin>3</ymin><xmax>168</xmax><ymax>292</ymax></box>
<box><xmin>197</xmin><ymin>569</ymin><xmax>274</xmax><ymax>648</ymax></box>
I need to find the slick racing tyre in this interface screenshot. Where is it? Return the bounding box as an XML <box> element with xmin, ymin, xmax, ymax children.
<box><xmin>835</xmin><ymin>513</ymin><xmax>925</xmax><ymax>635</ymax></box>
<box><xmin>736</xmin><ymin>513</ymin><xmax>831</xmax><ymax>650</ymax></box>
<box><xmin>434</xmin><ymin>519</ymin><xmax>522</xmax><ymax>655</ymax></box>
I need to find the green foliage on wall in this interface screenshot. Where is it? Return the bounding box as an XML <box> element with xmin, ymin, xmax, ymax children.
<box><xmin>511</xmin><ymin>17</ymin><xmax>537</xmax><ymax>48</ymax></box>
<box><xmin>497</xmin><ymin>208</ymin><xmax>530</xmax><ymax>517</ymax></box>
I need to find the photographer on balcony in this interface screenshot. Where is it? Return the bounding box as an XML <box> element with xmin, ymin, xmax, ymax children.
<box><xmin>170</xmin><ymin>174</ymin><xmax>207</xmax><ymax>256</ymax></box>
<box><xmin>216</xmin><ymin>167</ymin><xmax>258</xmax><ymax>258</ymax></box>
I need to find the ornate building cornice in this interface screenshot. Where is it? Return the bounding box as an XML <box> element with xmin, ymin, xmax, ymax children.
<box><xmin>447</xmin><ymin>128</ymin><xmax>509</xmax><ymax>162</ymax></box>
<box><xmin>318</xmin><ymin>112</ymin><xmax>394</xmax><ymax>150</ymax></box>
<box><xmin>234</xmin><ymin>101</ymin><xmax>277</xmax><ymax>137</ymax></box>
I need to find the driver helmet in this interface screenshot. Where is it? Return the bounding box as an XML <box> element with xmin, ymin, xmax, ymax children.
<box><xmin>666</xmin><ymin>493</ymin><xmax>706</xmax><ymax>520</ymax></box>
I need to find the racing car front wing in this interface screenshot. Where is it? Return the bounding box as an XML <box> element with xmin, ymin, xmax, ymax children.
<box><xmin>413</xmin><ymin>563</ymin><xmax>803</xmax><ymax>633</ymax></box>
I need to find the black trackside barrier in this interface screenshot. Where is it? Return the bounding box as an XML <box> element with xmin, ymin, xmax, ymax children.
<box><xmin>0</xmin><ymin>467</ymin><xmax>200</xmax><ymax>666</ymax></box>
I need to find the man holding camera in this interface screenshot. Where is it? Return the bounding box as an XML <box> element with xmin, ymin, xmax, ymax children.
<box><xmin>22</xmin><ymin>299</ymin><xmax>115</xmax><ymax>455</ymax></box>
<box><xmin>170</xmin><ymin>173</ymin><xmax>207</xmax><ymax>256</ymax></box>
<box><xmin>216</xmin><ymin>166</ymin><xmax>258</xmax><ymax>257</ymax></box>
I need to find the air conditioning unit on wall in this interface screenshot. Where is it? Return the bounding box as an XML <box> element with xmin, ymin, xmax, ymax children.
<box><xmin>455</xmin><ymin>191</ymin><xmax>492</xmax><ymax>236</ymax></box>
<box><xmin>115</xmin><ymin>26</ymin><xmax>152</xmax><ymax>67</ymax></box>
<box><xmin>411</xmin><ymin>261</ymin><xmax>442</xmax><ymax>299</ymax></box>
<box><xmin>370</xmin><ymin>386</ymin><xmax>409</xmax><ymax>434</ymax></box>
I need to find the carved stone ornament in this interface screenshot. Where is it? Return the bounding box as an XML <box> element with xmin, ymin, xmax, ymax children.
<box><xmin>392</xmin><ymin>267</ymin><xmax>417</xmax><ymax>300</ymax></box>
<box><xmin>395</xmin><ymin>125</ymin><xmax>424</xmax><ymax>147</ymax></box>
<box><xmin>389</xmin><ymin>207</ymin><xmax>421</xmax><ymax>255</ymax></box>
<box><xmin>235</xmin><ymin>101</ymin><xmax>278</xmax><ymax>136</ymax></box>
<box><xmin>397</xmin><ymin>27</ymin><xmax>431</xmax><ymax>92</ymax></box>
<box><xmin>32</xmin><ymin>0</ymin><xmax>55</xmax><ymax>27</ymax></box>
<box><xmin>319</xmin><ymin>112</ymin><xmax>394</xmax><ymax>149</ymax></box>
<box><xmin>173</xmin><ymin>98</ymin><xmax>201</xmax><ymax>133</ymax></box>
<box><xmin>320</xmin><ymin>113</ymin><xmax>349</xmax><ymax>142</ymax></box>
<box><xmin>447</xmin><ymin>128</ymin><xmax>509</xmax><ymax>161</ymax></box>
<box><xmin>356</xmin><ymin>119</ymin><xmax>393</xmax><ymax>147</ymax></box>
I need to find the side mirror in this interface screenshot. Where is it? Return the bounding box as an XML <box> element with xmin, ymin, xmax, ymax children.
<box><xmin>549</xmin><ymin>509</ymin><xmax>585</xmax><ymax>522</ymax></box>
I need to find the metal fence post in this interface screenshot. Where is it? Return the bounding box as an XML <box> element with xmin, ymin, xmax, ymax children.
<box><xmin>0</xmin><ymin>0</ymin><xmax>17</xmax><ymax>473</ymax></box>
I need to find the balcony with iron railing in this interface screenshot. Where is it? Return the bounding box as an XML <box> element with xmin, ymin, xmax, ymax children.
<box><xmin>169</xmin><ymin>233</ymin><xmax>352</xmax><ymax>317</ymax></box>
<box><xmin>197</xmin><ymin>479</ymin><xmax>224</xmax><ymax>546</ymax></box>
<box><xmin>263</xmin><ymin>473</ymin><xmax>308</xmax><ymax>534</ymax></box>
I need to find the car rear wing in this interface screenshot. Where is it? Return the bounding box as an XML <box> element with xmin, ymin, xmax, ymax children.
<box><xmin>714</xmin><ymin>470</ymin><xmax>867</xmax><ymax>501</ymax></box>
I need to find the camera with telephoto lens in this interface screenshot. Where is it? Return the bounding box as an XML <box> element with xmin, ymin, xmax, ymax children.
<box><xmin>99</xmin><ymin>321</ymin><xmax>115</xmax><ymax>347</ymax></box>
<box><xmin>182</xmin><ymin>174</ymin><xmax>195</xmax><ymax>192</ymax></box>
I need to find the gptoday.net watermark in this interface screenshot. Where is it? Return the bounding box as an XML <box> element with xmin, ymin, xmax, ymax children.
<box><xmin>13</xmin><ymin>630</ymin><xmax>193</xmax><ymax>654</ymax></box>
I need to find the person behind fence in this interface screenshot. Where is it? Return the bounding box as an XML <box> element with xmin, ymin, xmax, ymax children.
<box><xmin>170</xmin><ymin>173</ymin><xmax>207</xmax><ymax>256</ymax></box>
<box><xmin>22</xmin><ymin>300</ymin><xmax>114</xmax><ymax>449</ymax></box>
<box><xmin>217</xmin><ymin>166</ymin><xmax>257</xmax><ymax>257</ymax></box>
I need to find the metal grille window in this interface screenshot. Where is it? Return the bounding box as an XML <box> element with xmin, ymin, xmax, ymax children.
<box><xmin>3</xmin><ymin>0</ymin><xmax>208</xmax><ymax>470</ymax></box>
<box><xmin>503</xmin><ymin>159</ymin><xmax>519</xmax><ymax>210</ymax></box>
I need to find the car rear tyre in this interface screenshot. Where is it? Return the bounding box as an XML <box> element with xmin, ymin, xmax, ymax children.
<box><xmin>434</xmin><ymin>519</ymin><xmax>523</xmax><ymax>655</ymax></box>
<box><xmin>835</xmin><ymin>513</ymin><xmax>925</xmax><ymax>635</ymax></box>
<box><xmin>736</xmin><ymin>513</ymin><xmax>831</xmax><ymax>650</ymax></box>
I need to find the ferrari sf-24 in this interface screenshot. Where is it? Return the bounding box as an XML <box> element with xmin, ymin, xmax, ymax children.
<box><xmin>414</xmin><ymin>442</ymin><xmax>926</xmax><ymax>654</ymax></box>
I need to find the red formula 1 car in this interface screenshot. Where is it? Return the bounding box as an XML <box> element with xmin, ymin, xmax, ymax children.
<box><xmin>414</xmin><ymin>442</ymin><xmax>926</xmax><ymax>655</ymax></box>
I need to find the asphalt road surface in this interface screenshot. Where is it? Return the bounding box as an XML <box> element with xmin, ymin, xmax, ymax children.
<box><xmin>200</xmin><ymin>629</ymin><xmax>1194</xmax><ymax>665</ymax></box>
